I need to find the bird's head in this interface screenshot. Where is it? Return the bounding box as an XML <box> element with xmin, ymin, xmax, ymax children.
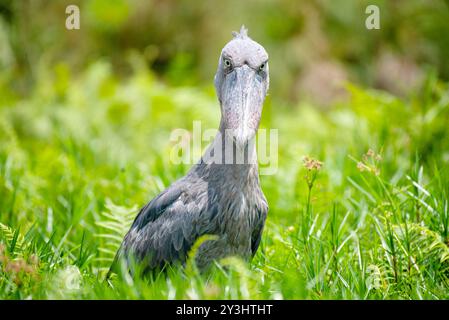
<box><xmin>214</xmin><ymin>26</ymin><xmax>269</xmax><ymax>147</ymax></box>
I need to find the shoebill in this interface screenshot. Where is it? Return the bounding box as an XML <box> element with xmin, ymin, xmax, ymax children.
<box><xmin>109</xmin><ymin>26</ymin><xmax>269</xmax><ymax>276</ymax></box>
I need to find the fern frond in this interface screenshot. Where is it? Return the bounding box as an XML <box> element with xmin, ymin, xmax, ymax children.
<box><xmin>394</xmin><ymin>223</ymin><xmax>449</xmax><ymax>265</ymax></box>
<box><xmin>94</xmin><ymin>198</ymin><xmax>137</xmax><ymax>269</ymax></box>
<box><xmin>0</xmin><ymin>222</ymin><xmax>26</xmax><ymax>256</ymax></box>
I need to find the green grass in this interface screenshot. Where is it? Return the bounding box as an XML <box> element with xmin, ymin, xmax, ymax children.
<box><xmin>1</xmin><ymin>58</ymin><xmax>449</xmax><ymax>299</ymax></box>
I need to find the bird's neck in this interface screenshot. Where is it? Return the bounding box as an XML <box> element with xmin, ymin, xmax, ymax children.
<box><xmin>201</xmin><ymin>125</ymin><xmax>258</xmax><ymax>166</ymax></box>
<box><xmin>194</xmin><ymin>127</ymin><xmax>260</xmax><ymax>187</ymax></box>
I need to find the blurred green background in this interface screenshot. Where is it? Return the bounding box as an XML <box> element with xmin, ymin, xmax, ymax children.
<box><xmin>2</xmin><ymin>0</ymin><xmax>449</xmax><ymax>104</ymax></box>
<box><xmin>1</xmin><ymin>0</ymin><xmax>449</xmax><ymax>299</ymax></box>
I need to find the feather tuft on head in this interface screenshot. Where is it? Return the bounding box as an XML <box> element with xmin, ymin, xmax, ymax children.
<box><xmin>232</xmin><ymin>25</ymin><xmax>248</xmax><ymax>39</ymax></box>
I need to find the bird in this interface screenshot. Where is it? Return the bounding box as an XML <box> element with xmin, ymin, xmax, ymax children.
<box><xmin>108</xmin><ymin>26</ymin><xmax>269</xmax><ymax>277</ymax></box>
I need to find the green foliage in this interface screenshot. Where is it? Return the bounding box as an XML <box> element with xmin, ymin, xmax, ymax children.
<box><xmin>2</xmin><ymin>1</ymin><xmax>449</xmax><ymax>103</ymax></box>
<box><xmin>1</xmin><ymin>58</ymin><xmax>449</xmax><ymax>299</ymax></box>
<box><xmin>95</xmin><ymin>199</ymin><xmax>137</xmax><ymax>273</ymax></box>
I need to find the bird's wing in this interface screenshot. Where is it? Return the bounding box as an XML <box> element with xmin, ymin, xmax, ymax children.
<box><xmin>131</xmin><ymin>181</ymin><xmax>184</xmax><ymax>229</ymax></box>
<box><xmin>109</xmin><ymin>179</ymin><xmax>213</xmax><ymax>275</ymax></box>
<box><xmin>251</xmin><ymin>194</ymin><xmax>268</xmax><ymax>257</ymax></box>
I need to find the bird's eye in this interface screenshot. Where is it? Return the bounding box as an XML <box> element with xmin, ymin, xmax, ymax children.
<box><xmin>259</xmin><ymin>63</ymin><xmax>266</xmax><ymax>71</ymax></box>
<box><xmin>223</xmin><ymin>58</ymin><xmax>232</xmax><ymax>68</ymax></box>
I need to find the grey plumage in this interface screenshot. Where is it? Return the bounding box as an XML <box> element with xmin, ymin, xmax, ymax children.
<box><xmin>109</xmin><ymin>26</ymin><xmax>269</xmax><ymax>276</ymax></box>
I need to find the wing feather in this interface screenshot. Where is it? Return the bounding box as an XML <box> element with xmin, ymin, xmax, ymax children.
<box><xmin>108</xmin><ymin>180</ymin><xmax>208</xmax><ymax>276</ymax></box>
<box><xmin>251</xmin><ymin>196</ymin><xmax>268</xmax><ymax>257</ymax></box>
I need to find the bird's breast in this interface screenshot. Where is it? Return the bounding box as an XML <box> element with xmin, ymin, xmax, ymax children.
<box><xmin>215</xmin><ymin>190</ymin><xmax>257</xmax><ymax>246</ymax></box>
